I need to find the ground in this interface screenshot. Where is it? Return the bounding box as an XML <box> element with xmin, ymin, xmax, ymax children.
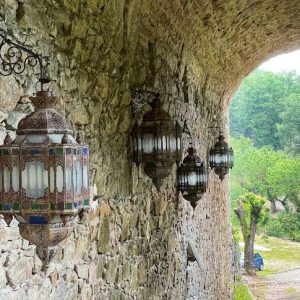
<box><xmin>240</xmin><ymin>236</ymin><xmax>300</xmax><ymax>299</ymax></box>
<box><xmin>244</xmin><ymin>269</ymin><xmax>300</xmax><ymax>300</ymax></box>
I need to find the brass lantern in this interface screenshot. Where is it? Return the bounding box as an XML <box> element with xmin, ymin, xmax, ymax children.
<box><xmin>177</xmin><ymin>147</ymin><xmax>208</xmax><ymax>208</ymax></box>
<box><xmin>131</xmin><ymin>93</ymin><xmax>182</xmax><ymax>189</ymax></box>
<box><xmin>0</xmin><ymin>33</ymin><xmax>90</xmax><ymax>265</ymax></box>
<box><xmin>209</xmin><ymin>133</ymin><xmax>234</xmax><ymax>180</ymax></box>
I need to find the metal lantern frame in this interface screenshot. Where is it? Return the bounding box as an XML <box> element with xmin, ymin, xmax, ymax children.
<box><xmin>177</xmin><ymin>124</ymin><xmax>208</xmax><ymax>208</ymax></box>
<box><xmin>0</xmin><ymin>33</ymin><xmax>90</xmax><ymax>265</ymax></box>
<box><xmin>131</xmin><ymin>90</ymin><xmax>182</xmax><ymax>189</ymax></box>
<box><xmin>209</xmin><ymin>133</ymin><xmax>234</xmax><ymax>180</ymax></box>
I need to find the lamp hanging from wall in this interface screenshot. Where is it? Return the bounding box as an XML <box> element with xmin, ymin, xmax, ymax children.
<box><xmin>0</xmin><ymin>33</ymin><xmax>90</xmax><ymax>266</ymax></box>
<box><xmin>209</xmin><ymin>133</ymin><xmax>234</xmax><ymax>180</ymax></box>
<box><xmin>131</xmin><ymin>90</ymin><xmax>182</xmax><ymax>189</ymax></box>
<box><xmin>177</xmin><ymin>124</ymin><xmax>208</xmax><ymax>208</ymax></box>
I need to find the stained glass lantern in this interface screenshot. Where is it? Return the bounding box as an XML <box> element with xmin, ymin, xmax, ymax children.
<box><xmin>0</xmin><ymin>90</ymin><xmax>90</xmax><ymax>265</ymax></box>
<box><xmin>209</xmin><ymin>133</ymin><xmax>234</xmax><ymax>180</ymax></box>
<box><xmin>177</xmin><ymin>147</ymin><xmax>208</xmax><ymax>208</ymax></box>
<box><xmin>131</xmin><ymin>94</ymin><xmax>182</xmax><ymax>189</ymax></box>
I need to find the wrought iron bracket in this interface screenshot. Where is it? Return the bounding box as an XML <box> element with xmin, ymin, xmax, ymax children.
<box><xmin>130</xmin><ymin>88</ymin><xmax>159</xmax><ymax>115</ymax></box>
<box><xmin>0</xmin><ymin>32</ymin><xmax>51</xmax><ymax>90</ymax></box>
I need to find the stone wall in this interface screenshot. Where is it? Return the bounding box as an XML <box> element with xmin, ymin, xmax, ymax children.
<box><xmin>1</xmin><ymin>0</ymin><xmax>300</xmax><ymax>299</ymax></box>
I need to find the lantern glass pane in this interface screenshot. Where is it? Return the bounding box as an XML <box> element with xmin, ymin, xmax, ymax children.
<box><xmin>43</xmin><ymin>170</ymin><xmax>48</xmax><ymax>188</ymax></box>
<box><xmin>66</xmin><ymin>166</ymin><xmax>72</xmax><ymax>192</ymax></box>
<box><xmin>188</xmin><ymin>172</ymin><xmax>197</xmax><ymax>186</ymax></box>
<box><xmin>162</xmin><ymin>136</ymin><xmax>167</xmax><ymax>151</ymax></box>
<box><xmin>76</xmin><ymin>160</ymin><xmax>82</xmax><ymax>195</ymax></box>
<box><xmin>143</xmin><ymin>133</ymin><xmax>154</xmax><ymax>154</ymax></box>
<box><xmin>25</xmin><ymin>161</ymin><xmax>46</xmax><ymax>198</ymax></box>
<box><xmin>0</xmin><ymin>167</ymin><xmax>2</xmax><ymax>192</ymax></box>
<box><xmin>170</xmin><ymin>136</ymin><xmax>177</xmax><ymax>152</ymax></box>
<box><xmin>12</xmin><ymin>166</ymin><xmax>19</xmax><ymax>192</ymax></box>
<box><xmin>26</xmin><ymin>134</ymin><xmax>47</xmax><ymax>144</ymax></box>
<box><xmin>83</xmin><ymin>164</ymin><xmax>88</xmax><ymax>190</ymax></box>
<box><xmin>73</xmin><ymin>165</ymin><xmax>77</xmax><ymax>193</ymax></box>
<box><xmin>177</xmin><ymin>137</ymin><xmax>181</xmax><ymax>150</ymax></box>
<box><xmin>36</xmin><ymin>163</ymin><xmax>43</xmax><ymax>190</ymax></box>
<box><xmin>21</xmin><ymin>168</ymin><xmax>27</xmax><ymax>190</ymax></box>
<box><xmin>50</xmin><ymin>167</ymin><xmax>55</xmax><ymax>193</ymax></box>
<box><xmin>3</xmin><ymin>166</ymin><xmax>10</xmax><ymax>192</ymax></box>
<box><xmin>56</xmin><ymin>165</ymin><xmax>64</xmax><ymax>193</ymax></box>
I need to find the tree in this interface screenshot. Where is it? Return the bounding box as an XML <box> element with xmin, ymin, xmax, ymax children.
<box><xmin>277</xmin><ymin>93</ymin><xmax>300</xmax><ymax>155</ymax></box>
<box><xmin>230</xmin><ymin>137</ymin><xmax>300</xmax><ymax>213</ymax></box>
<box><xmin>230</xmin><ymin>70</ymin><xmax>300</xmax><ymax>149</ymax></box>
<box><xmin>234</xmin><ymin>192</ymin><xmax>269</xmax><ymax>275</ymax></box>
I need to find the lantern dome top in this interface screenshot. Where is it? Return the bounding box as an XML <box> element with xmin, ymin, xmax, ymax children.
<box><xmin>183</xmin><ymin>147</ymin><xmax>202</xmax><ymax>165</ymax></box>
<box><xmin>17</xmin><ymin>91</ymin><xmax>72</xmax><ymax>135</ymax></box>
<box><xmin>213</xmin><ymin>134</ymin><xmax>229</xmax><ymax>150</ymax></box>
<box><xmin>143</xmin><ymin>96</ymin><xmax>171</xmax><ymax>122</ymax></box>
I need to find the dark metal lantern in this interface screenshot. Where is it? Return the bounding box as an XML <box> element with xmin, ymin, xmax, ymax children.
<box><xmin>177</xmin><ymin>147</ymin><xmax>208</xmax><ymax>208</ymax></box>
<box><xmin>209</xmin><ymin>133</ymin><xmax>234</xmax><ymax>180</ymax></box>
<box><xmin>0</xmin><ymin>33</ymin><xmax>90</xmax><ymax>266</ymax></box>
<box><xmin>132</xmin><ymin>94</ymin><xmax>182</xmax><ymax>189</ymax></box>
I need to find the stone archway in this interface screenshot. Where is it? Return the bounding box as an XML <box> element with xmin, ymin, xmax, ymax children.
<box><xmin>0</xmin><ymin>1</ymin><xmax>300</xmax><ymax>299</ymax></box>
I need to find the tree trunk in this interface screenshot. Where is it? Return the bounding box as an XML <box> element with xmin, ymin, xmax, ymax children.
<box><xmin>270</xmin><ymin>199</ymin><xmax>277</xmax><ymax>214</ymax></box>
<box><xmin>244</xmin><ymin>218</ymin><xmax>257</xmax><ymax>275</ymax></box>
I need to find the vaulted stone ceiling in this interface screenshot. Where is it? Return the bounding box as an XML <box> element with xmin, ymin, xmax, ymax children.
<box><xmin>140</xmin><ymin>0</ymin><xmax>300</xmax><ymax>104</ymax></box>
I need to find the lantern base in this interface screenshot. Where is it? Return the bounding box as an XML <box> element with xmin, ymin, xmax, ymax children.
<box><xmin>181</xmin><ymin>192</ymin><xmax>203</xmax><ymax>209</ymax></box>
<box><xmin>214</xmin><ymin>167</ymin><xmax>229</xmax><ymax>180</ymax></box>
<box><xmin>19</xmin><ymin>222</ymin><xmax>74</xmax><ymax>265</ymax></box>
<box><xmin>143</xmin><ymin>161</ymin><xmax>173</xmax><ymax>190</ymax></box>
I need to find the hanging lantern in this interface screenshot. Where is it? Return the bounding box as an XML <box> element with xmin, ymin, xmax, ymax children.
<box><xmin>0</xmin><ymin>33</ymin><xmax>90</xmax><ymax>266</ymax></box>
<box><xmin>131</xmin><ymin>93</ymin><xmax>182</xmax><ymax>189</ymax></box>
<box><xmin>209</xmin><ymin>133</ymin><xmax>234</xmax><ymax>180</ymax></box>
<box><xmin>0</xmin><ymin>91</ymin><xmax>90</xmax><ymax>265</ymax></box>
<box><xmin>177</xmin><ymin>147</ymin><xmax>208</xmax><ymax>208</ymax></box>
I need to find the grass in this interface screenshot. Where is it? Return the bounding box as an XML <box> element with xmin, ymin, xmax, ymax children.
<box><xmin>286</xmin><ymin>287</ymin><xmax>297</xmax><ymax>294</ymax></box>
<box><xmin>234</xmin><ymin>280</ymin><xmax>253</xmax><ymax>300</ymax></box>
<box><xmin>239</xmin><ymin>234</ymin><xmax>300</xmax><ymax>276</ymax></box>
<box><xmin>255</xmin><ymin>235</ymin><xmax>300</xmax><ymax>276</ymax></box>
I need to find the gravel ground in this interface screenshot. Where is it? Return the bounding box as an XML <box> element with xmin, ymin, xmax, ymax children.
<box><xmin>244</xmin><ymin>268</ymin><xmax>300</xmax><ymax>300</ymax></box>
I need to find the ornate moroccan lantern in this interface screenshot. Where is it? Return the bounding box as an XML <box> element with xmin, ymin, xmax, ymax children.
<box><xmin>0</xmin><ymin>33</ymin><xmax>90</xmax><ymax>265</ymax></box>
<box><xmin>177</xmin><ymin>147</ymin><xmax>208</xmax><ymax>208</ymax></box>
<box><xmin>209</xmin><ymin>133</ymin><xmax>234</xmax><ymax>180</ymax></box>
<box><xmin>131</xmin><ymin>92</ymin><xmax>182</xmax><ymax>189</ymax></box>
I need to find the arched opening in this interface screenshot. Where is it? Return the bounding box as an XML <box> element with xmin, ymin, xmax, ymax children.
<box><xmin>230</xmin><ymin>49</ymin><xmax>300</xmax><ymax>299</ymax></box>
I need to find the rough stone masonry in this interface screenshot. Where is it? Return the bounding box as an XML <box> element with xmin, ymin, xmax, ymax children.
<box><xmin>0</xmin><ymin>0</ymin><xmax>300</xmax><ymax>299</ymax></box>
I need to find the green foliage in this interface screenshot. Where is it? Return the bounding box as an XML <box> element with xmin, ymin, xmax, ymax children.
<box><xmin>237</xmin><ymin>192</ymin><xmax>269</xmax><ymax>226</ymax></box>
<box><xmin>277</xmin><ymin>93</ymin><xmax>300</xmax><ymax>154</ymax></box>
<box><xmin>265</xmin><ymin>212</ymin><xmax>300</xmax><ymax>241</ymax></box>
<box><xmin>234</xmin><ymin>280</ymin><xmax>253</xmax><ymax>300</ymax></box>
<box><xmin>230</xmin><ymin>137</ymin><xmax>300</xmax><ymax>213</ymax></box>
<box><xmin>230</xmin><ymin>70</ymin><xmax>300</xmax><ymax>150</ymax></box>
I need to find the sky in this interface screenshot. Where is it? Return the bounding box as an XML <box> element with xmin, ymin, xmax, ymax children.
<box><xmin>258</xmin><ymin>49</ymin><xmax>300</xmax><ymax>75</ymax></box>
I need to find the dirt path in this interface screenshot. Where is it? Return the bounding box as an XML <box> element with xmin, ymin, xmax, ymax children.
<box><xmin>244</xmin><ymin>268</ymin><xmax>300</xmax><ymax>300</ymax></box>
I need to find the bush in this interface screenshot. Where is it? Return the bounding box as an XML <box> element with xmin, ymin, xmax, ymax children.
<box><xmin>265</xmin><ymin>212</ymin><xmax>300</xmax><ymax>241</ymax></box>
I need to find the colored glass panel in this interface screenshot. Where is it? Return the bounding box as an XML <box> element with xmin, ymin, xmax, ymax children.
<box><xmin>55</xmin><ymin>148</ymin><xmax>64</xmax><ymax>156</ymax></box>
<box><xmin>29</xmin><ymin>216</ymin><xmax>47</xmax><ymax>224</ymax></box>
<box><xmin>4</xmin><ymin>204</ymin><xmax>11</xmax><ymax>211</ymax></box>
<box><xmin>12</xmin><ymin>203</ymin><xmax>20</xmax><ymax>210</ymax></box>
<box><xmin>65</xmin><ymin>203</ymin><xmax>72</xmax><ymax>210</ymax></box>
<box><xmin>2</xmin><ymin>149</ymin><xmax>9</xmax><ymax>156</ymax></box>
